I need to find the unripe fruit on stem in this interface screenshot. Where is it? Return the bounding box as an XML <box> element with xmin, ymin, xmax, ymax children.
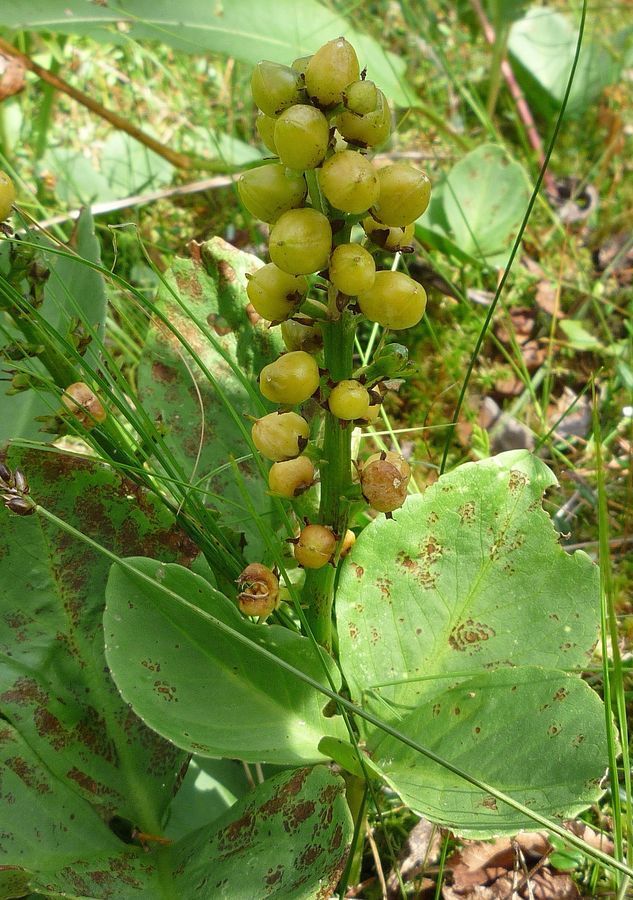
<box><xmin>361</xmin><ymin>451</ymin><xmax>411</xmax><ymax>513</ymax></box>
<box><xmin>291</xmin><ymin>55</ymin><xmax>312</xmax><ymax>76</ymax></box>
<box><xmin>274</xmin><ymin>105</ymin><xmax>329</xmax><ymax>170</ymax></box>
<box><xmin>259</xmin><ymin>351</ymin><xmax>320</xmax><ymax>405</ymax></box>
<box><xmin>340</xmin><ymin>529</ymin><xmax>356</xmax><ymax>558</ymax></box>
<box><xmin>318</xmin><ymin>150</ymin><xmax>379</xmax><ymax>214</ymax></box>
<box><xmin>238</xmin><ymin>164</ymin><xmax>306</xmax><ymax>224</ymax></box>
<box><xmin>246</xmin><ymin>264</ymin><xmax>307</xmax><ymax>322</ymax></box>
<box><xmin>62</xmin><ymin>382</ymin><xmax>106</xmax><ymax>428</ymax></box>
<box><xmin>343</xmin><ymin>80</ymin><xmax>378</xmax><ymax>115</ymax></box>
<box><xmin>269</xmin><ymin>208</ymin><xmax>332</xmax><ymax>275</ymax></box>
<box><xmin>363</xmin><ymin>403</ymin><xmax>381</xmax><ymax>424</ymax></box>
<box><xmin>236</xmin><ymin>563</ymin><xmax>280</xmax><ymax>617</ymax></box>
<box><xmin>362</xmin><ymin>217</ymin><xmax>415</xmax><ymax>252</ymax></box>
<box><xmin>256</xmin><ymin>113</ymin><xmax>278</xmax><ymax>154</ymax></box>
<box><xmin>294</xmin><ymin>524</ymin><xmax>337</xmax><ymax>569</ymax></box>
<box><xmin>334</xmin><ymin>90</ymin><xmax>391</xmax><ymax>147</ymax></box>
<box><xmin>252</xmin><ymin>411</ymin><xmax>309</xmax><ymax>461</ymax></box>
<box><xmin>268</xmin><ymin>456</ymin><xmax>315</xmax><ymax>497</ymax></box>
<box><xmin>371</xmin><ymin>163</ymin><xmax>431</xmax><ymax>227</ymax></box>
<box><xmin>281</xmin><ymin>319</ymin><xmax>323</xmax><ymax>353</ymax></box>
<box><xmin>0</xmin><ymin>171</ymin><xmax>16</xmax><ymax>221</ymax></box>
<box><xmin>328</xmin><ymin>380</ymin><xmax>370</xmax><ymax>421</ymax></box>
<box><xmin>357</xmin><ymin>270</ymin><xmax>427</xmax><ymax>330</ymax></box>
<box><xmin>251</xmin><ymin>61</ymin><xmax>302</xmax><ymax>117</ymax></box>
<box><xmin>305</xmin><ymin>38</ymin><xmax>360</xmax><ymax>107</ymax></box>
<box><xmin>329</xmin><ymin>243</ymin><xmax>376</xmax><ymax>295</ymax></box>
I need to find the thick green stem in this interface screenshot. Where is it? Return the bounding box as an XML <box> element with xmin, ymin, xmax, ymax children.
<box><xmin>304</xmin><ymin>311</ymin><xmax>356</xmax><ymax>652</ymax></box>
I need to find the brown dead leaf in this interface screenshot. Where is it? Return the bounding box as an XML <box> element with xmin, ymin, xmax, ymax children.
<box><xmin>547</xmin><ymin>387</ymin><xmax>592</xmax><ymax>443</ymax></box>
<box><xmin>535</xmin><ymin>281</ymin><xmax>563</xmax><ymax>318</ymax></box>
<box><xmin>443</xmin><ymin>833</ymin><xmax>579</xmax><ymax>900</ymax></box>
<box><xmin>494</xmin><ymin>375</ymin><xmax>524</xmax><ymax>397</ymax></box>
<box><xmin>565</xmin><ymin>820</ymin><xmax>614</xmax><ymax>856</ymax></box>
<box><xmin>385</xmin><ymin>818</ymin><xmax>441</xmax><ymax>899</ymax></box>
<box><xmin>521</xmin><ymin>340</ymin><xmax>547</xmax><ymax>372</ymax></box>
<box><xmin>495</xmin><ymin>307</ymin><xmax>535</xmax><ymax>345</ymax></box>
<box><xmin>0</xmin><ymin>53</ymin><xmax>26</xmax><ymax>101</ymax></box>
<box><xmin>457</xmin><ymin>397</ymin><xmax>534</xmax><ymax>454</ymax></box>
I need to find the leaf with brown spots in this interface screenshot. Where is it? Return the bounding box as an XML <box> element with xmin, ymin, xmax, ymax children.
<box><xmin>136</xmin><ymin>237</ymin><xmax>284</xmax><ymax>559</ymax></box>
<box><xmin>336</xmin><ymin>450</ymin><xmax>609</xmax><ymax>836</ymax></box>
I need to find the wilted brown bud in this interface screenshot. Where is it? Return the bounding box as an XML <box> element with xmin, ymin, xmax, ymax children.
<box><xmin>236</xmin><ymin>563</ymin><xmax>280</xmax><ymax>618</ymax></box>
<box><xmin>61</xmin><ymin>382</ymin><xmax>107</xmax><ymax>428</ymax></box>
<box><xmin>1</xmin><ymin>463</ymin><xmax>35</xmax><ymax>515</ymax></box>
<box><xmin>360</xmin><ymin>451</ymin><xmax>411</xmax><ymax>513</ymax></box>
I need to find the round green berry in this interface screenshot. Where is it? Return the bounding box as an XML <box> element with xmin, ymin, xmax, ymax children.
<box><xmin>328</xmin><ymin>380</ymin><xmax>370</xmax><ymax>420</ymax></box>
<box><xmin>281</xmin><ymin>319</ymin><xmax>323</xmax><ymax>353</ymax></box>
<box><xmin>259</xmin><ymin>351</ymin><xmax>320</xmax><ymax>405</ymax></box>
<box><xmin>268</xmin><ymin>456</ymin><xmax>315</xmax><ymax>498</ymax></box>
<box><xmin>334</xmin><ymin>90</ymin><xmax>391</xmax><ymax>147</ymax></box>
<box><xmin>305</xmin><ymin>38</ymin><xmax>360</xmax><ymax>107</ymax></box>
<box><xmin>318</xmin><ymin>150</ymin><xmax>379</xmax><ymax>214</ymax></box>
<box><xmin>294</xmin><ymin>524</ymin><xmax>337</xmax><ymax>569</ymax></box>
<box><xmin>251</xmin><ymin>61</ymin><xmax>303</xmax><ymax>117</ymax></box>
<box><xmin>357</xmin><ymin>270</ymin><xmax>427</xmax><ymax>330</ymax></box>
<box><xmin>343</xmin><ymin>80</ymin><xmax>378</xmax><ymax>115</ymax></box>
<box><xmin>0</xmin><ymin>171</ymin><xmax>16</xmax><ymax>222</ymax></box>
<box><xmin>329</xmin><ymin>243</ymin><xmax>376</xmax><ymax>295</ymax></box>
<box><xmin>256</xmin><ymin>113</ymin><xmax>278</xmax><ymax>154</ymax></box>
<box><xmin>274</xmin><ymin>105</ymin><xmax>329</xmax><ymax>171</ymax></box>
<box><xmin>238</xmin><ymin>164</ymin><xmax>306</xmax><ymax>224</ymax></box>
<box><xmin>371</xmin><ymin>163</ymin><xmax>431</xmax><ymax>227</ymax></box>
<box><xmin>246</xmin><ymin>264</ymin><xmax>307</xmax><ymax>322</ymax></box>
<box><xmin>362</xmin><ymin>217</ymin><xmax>415</xmax><ymax>252</ymax></box>
<box><xmin>252</xmin><ymin>411</ymin><xmax>310</xmax><ymax>461</ymax></box>
<box><xmin>269</xmin><ymin>208</ymin><xmax>332</xmax><ymax>275</ymax></box>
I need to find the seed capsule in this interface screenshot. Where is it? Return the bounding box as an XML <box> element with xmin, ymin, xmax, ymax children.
<box><xmin>340</xmin><ymin>529</ymin><xmax>356</xmax><ymax>558</ymax></box>
<box><xmin>255</xmin><ymin>113</ymin><xmax>278</xmax><ymax>155</ymax></box>
<box><xmin>362</xmin><ymin>217</ymin><xmax>415</xmax><ymax>252</ymax></box>
<box><xmin>294</xmin><ymin>524</ymin><xmax>337</xmax><ymax>569</ymax></box>
<box><xmin>274</xmin><ymin>105</ymin><xmax>330</xmax><ymax>171</ymax></box>
<box><xmin>328</xmin><ymin>380</ymin><xmax>370</xmax><ymax>421</ymax></box>
<box><xmin>357</xmin><ymin>270</ymin><xmax>427</xmax><ymax>330</ymax></box>
<box><xmin>259</xmin><ymin>351</ymin><xmax>320</xmax><ymax>405</ymax></box>
<box><xmin>371</xmin><ymin>163</ymin><xmax>431</xmax><ymax>227</ymax></box>
<box><xmin>0</xmin><ymin>171</ymin><xmax>16</xmax><ymax>222</ymax></box>
<box><xmin>305</xmin><ymin>38</ymin><xmax>360</xmax><ymax>107</ymax></box>
<box><xmin>269</xmin><ymin>208</ymin><xmax>332</xmax><ymax>275</ymax></box>
<box><xmin>280</xmin><ymin>319</ymin><xmax>323</xmax><ymax>354</ymax></box>
<box><xmin>237</xmin><ymin>563</ymin><xmax>280</xmax><ymax>617</ymax></box>
<box><xmin>329</xmin><ymin>243</ymin><xmax>376</xmax><ymax>295</ymax></box>
<box><xmin>251</xmin><ymin>61</ymin><xmax>303</xmax><ymax>117</ymax></box>
<box><xmin>268</xmin><ymin>456</ymin><xmax>315</xmax><ymax>497</ymax></box>
<box><xmin>237</xmin><ymin>164</ymin><xmax>306</xmax><ymax>224</ymax></box>
<box><xmin>62</xmin><ymin>382</ymin><xmax>107</xmax><ymax>428</ymax></box>
<box><xmin>360</xmin><ymin>451</ymin><xmax>411</xmax><ymax>513</ymax></box>
<box><xmin>334</xmin><ymin>89</ymin><xmax>391</xmax><ymax>147</ymax></box>
<box><xmin>252</xmin><ymin>411</ymin><xmax>310</xmax><ymax>461</ymax></box>
<box><xmin>246</xmin><ymin>264</ymin><xmax>307</xmax><ymax>322</ymax></box>
<box><xmin>318</xmin><ymin>150</ymin><xmax>379</xmax><ymax>215</ymax></box>
<box><xmin>343</xmin><ymin>80</ymin><xmax>378</xmax><ymax>115</ymax></box>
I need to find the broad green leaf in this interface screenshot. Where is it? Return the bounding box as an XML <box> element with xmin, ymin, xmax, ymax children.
<box><xmin>372</xmin><ymin>667</ymin><xmax>609</xmax><ymax>836</ymax></box>
<box><xmin>336</xmin><ymin>450</ymin><xmax>607</xmax><ymax>835</ymax></box>
<box><xmin>440</xmin><ymin>144</ymin><xmax>530</xmax><ymax>265</ymax></box>
<box><xmin>166</xmin><ymin>765</ymin><xmax>352</xmax><ymax>899</ymax></box>
<box><xmin>104</xmin><ymin>557</ymin><xmax>347</xmax><ymax>764</ymax></box>
<box><xmin>0</xmin><ymin>448</ymin><xmax>192</xmax><ymax>866</ymax></box>
<box><xmin>136</xmin><ymin>237</ymin><xmax>283</xmax><ymax>558</ymax></box>
<box><xmin>509</xmin><ymin>7</ymin><xmax>621</xmax><ymax>117</ymax></box>
<box><xmin>164</xmin><ymin>756</ymin><xmax>251</xmax><ymax>840</ymax></box>
<box><xmin>1</xmin><ymin>719</ymin><xmax>351</xmax><ymax>897</ymax></box>
<box><xmin>5</xmin><ymin>0</ymin><xmax>415</xmax><ymax>106</ymax></box>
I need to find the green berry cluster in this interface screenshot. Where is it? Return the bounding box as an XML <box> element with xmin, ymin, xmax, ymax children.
<box><xmin>242</xmin><ymin>37</ymin><xmax>426</xmax><ymax>581</ymax></box>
